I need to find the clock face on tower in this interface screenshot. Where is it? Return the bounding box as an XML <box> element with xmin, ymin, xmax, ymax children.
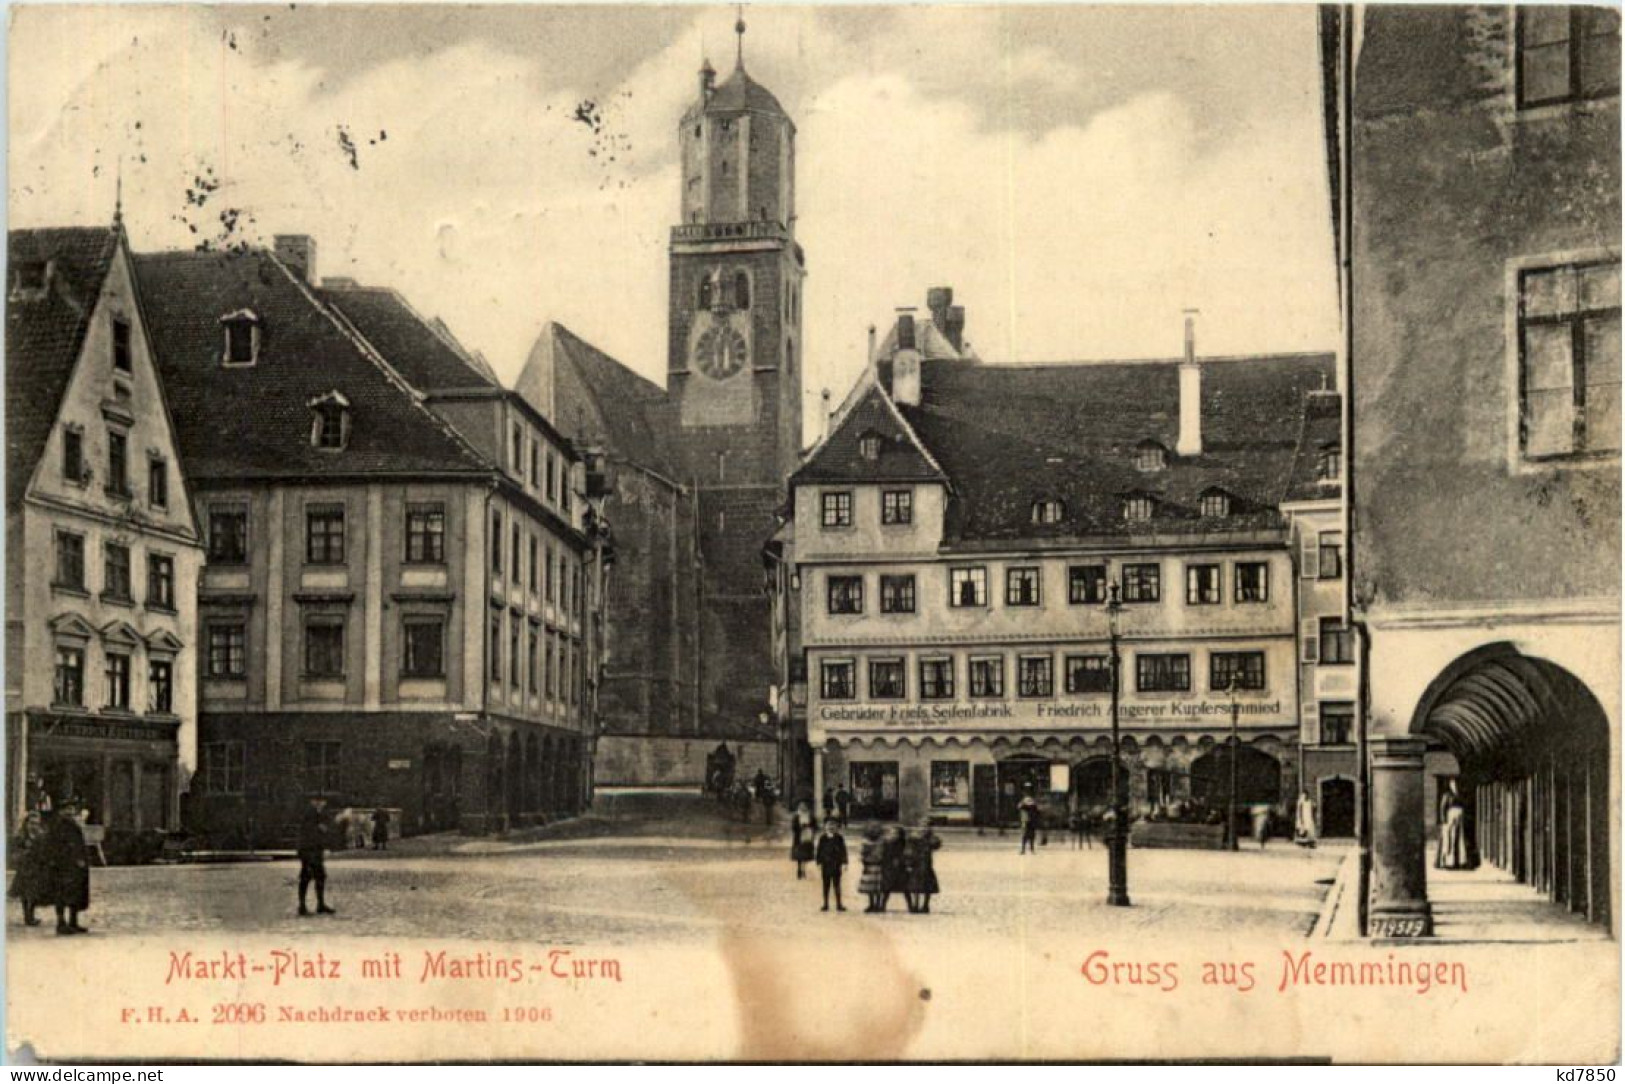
<box><xmin>693</xmin><ymin>323</ymin><xmax>749</xmax><ymax>379</ymax></box>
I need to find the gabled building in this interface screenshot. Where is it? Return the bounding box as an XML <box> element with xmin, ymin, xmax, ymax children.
<box><xmin>135</xmin><ymin>236</ymin><xmax>607</xmax><ymax>841</ymax></box>
<box><xmin>779</xmin><ymin>298</ymin><xmax>1337</xmax><ymax>828</ymax></box>
<box><xmin>5</xmin><ymin>222</ymin><xmax>205</xmax><ymax>854</ymax></box>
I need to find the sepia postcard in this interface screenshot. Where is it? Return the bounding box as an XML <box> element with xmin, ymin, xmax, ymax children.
<box><xmin>3</xmin><ymin>2</ymin><xmax>1620</xmax><ymax>1064</ymax></box>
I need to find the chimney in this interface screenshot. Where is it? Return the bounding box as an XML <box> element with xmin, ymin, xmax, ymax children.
<box><xmin>820</xmin><ymin>388</ymin><xmax>833</xmax><ymax>440</ymax></box>
<box><xmin>926</xmin><ymin>286</ymin><xmax>952</xmax><ymax>331</ymax></box>
<box><xmin>893</xmin><ymin>309</ymin><xmax>922</xmax><ymax>407</ymax></box>
<box><xmin>1177</xmin><ymin>310</ymin><xmax>1202</xmax><ymax>457</ymax></box>
<box><xmin>944</xmin><ymin>305</ymin><xmax>966</xmax><ymax>353</ymax></box>
<box><xmin>867</xmin><ymin>324</ymin><xmax>877</xmax><ymax>365</ymax></box>
<box><xmin>896</xmin><ymin>311</ymin><xmax>917</xmax><ymax>351</ymax></box>
<box><xmin>274</xmin><ymin>234</ymin><xmax>317</xmax><ymax>285</ymax></box>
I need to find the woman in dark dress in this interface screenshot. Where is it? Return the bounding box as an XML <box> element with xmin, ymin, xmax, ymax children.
<box><xmin>371</xmin><ymin>808</ymin><xmax>391</xmax><ymax>851</ymax></box>
<box><xmin>904</xmin><ymin>828</ymin><xmax>943</xmax><ymax>914</ymax></box>
<box><xmin>880</xmin><ymin>825</ymin><xmax>908</xmax><ymax>913</ymax></box>
<box><xmin>858</xmin><ymin>824</ymin><xmax>886</xmax><ymax>912</ymax></box>
<box><xmin>10</xmin><ymin>811</ymin><xmax>46</xmax><ymax>926</ymax></box>
<box><xmin>789</xmin><ymin>802</ymin><xmax>816</xmax><ymax>879</ymax></box>
<box><xmin>39</xmin><ymin>799</ymin><xmax>90</xmax><ymax>935</ymax></box>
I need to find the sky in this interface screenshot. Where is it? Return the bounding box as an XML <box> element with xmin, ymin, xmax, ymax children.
<box><xmin>10</xmin><ymin>4</ymin><xmax>1340</xmax><ymax>430</ymax></box>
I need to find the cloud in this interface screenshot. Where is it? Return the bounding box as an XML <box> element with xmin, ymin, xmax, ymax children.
<box><xmin>10</xmin><ymin>5</ymin><xmax>1337</xmax><ymax>437</ymax></box>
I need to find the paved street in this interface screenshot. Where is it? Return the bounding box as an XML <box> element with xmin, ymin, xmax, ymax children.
<box><xmin>7</xmin><ymin>793</ymin><xmax>1342</xmax><ymax>944</ymax></box>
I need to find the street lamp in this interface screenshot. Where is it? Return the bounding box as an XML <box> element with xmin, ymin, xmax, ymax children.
<box><xmin>1226</xmin><ymin>673</ymin><xmax>1241</xmax><ymax>851</ymax></box>
<box><xmin>1105</xmin><ymin>582</ymin><xmax>1131</xmax><ymax>907</ymax></box>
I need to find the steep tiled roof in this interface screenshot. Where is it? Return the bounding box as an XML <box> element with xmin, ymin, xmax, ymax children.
<box><xmin>543</xmin><ymin>322</ymin><xmax>679</xmax><ymax>476</ymax></box>
<box><xmin>791</xmin><ymin>381</ymin><xmax>945</xmax><ymax>486</ymax></box>
<box><xmin>6</xmin><ymin>226</ymin><xmax>120</xmax><ymax>508</ymax></box>
<box><xmin>319</xmin><ymin>285</ymin><xmax>497</xmax><ymax>391</ymax></box>
<box><xmin>133</xmin><ymin>249</ymin><xmax>489</xmax><ymax>481</ymax></box>
<box><xmin>1284</xmin><ymin>389</ymin><xmax>1343</xmax><ymax>503</ymax></box>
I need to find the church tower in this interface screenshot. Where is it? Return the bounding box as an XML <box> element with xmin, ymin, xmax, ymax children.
<box><xmin>668</xmin><ymin>18</ymin><xmax>805</xmax><ymax>483</ymax></box>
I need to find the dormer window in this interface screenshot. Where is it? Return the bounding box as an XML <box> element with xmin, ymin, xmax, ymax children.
<box><xmin>858</xmin><ymin>432</ymin><xmax>884</xmax><ymax>461</ymax></box>
<box><xmin>1134</xmin><ymin>441</ymin><xmax>1167</xmax><ymax>472</ymax></box>
<box><xmin>10</xmin><ymin>260</ymin><xmax>49</xmax><ymax>301</ymax></box>
<box><xmin>220</xmin><ymin>310</ymin><xmax>261</xmax><ymax>366</ymax></box>
<box><xmin>1199</xmin><ymin>490</ymin><xmax>1231</xmax><ymax>518</ymax></box>
<box><xmin>1317</xmin><ymin>442</ymin><xmax>1341</xmax><ymax>482</ymax></box>
<box><xmin>308</xmin><ymin>390</ymin><xmax>351</xmax><ymax>451</ymax></box>
<box><xmin>1031</xmin><ymin>499</ymin><xmax>1065</xmax><ymax>525</ymax></box>
<box><xmin>1124</xmin><ymin>495</ymin><xmax>1155</xmax><ymax>523</ymax></box>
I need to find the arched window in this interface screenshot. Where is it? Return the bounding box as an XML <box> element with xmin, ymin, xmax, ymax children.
<box><xmin>1031</xmin><ymin>499</ymin><xmax>1065</xmax><ymax>524</ymax></box>
<box><xmin>734</xmin><ymin>271</ymin><xmax>750</xmax><ymax>310</ymax></box>
<box><xmin>1134</xmin><ymin>441</ymin><xmax>1167</xmax><ymax>472</ymax></box>
<box><xmin>1199</xmin><ymin>490</ymin><xmax>1230</xmax><ymax>518</ymax></box>
<box><xmin>698</xmin><ymin>274</ymin><xmax>713</xmax><ymax>311</ymax></box>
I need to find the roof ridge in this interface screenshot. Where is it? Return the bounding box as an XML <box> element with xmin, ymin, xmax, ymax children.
<box><xmin>923</xmin><ymin>350</ymin><xmax>1336</xmax><ymax>370</ymax></box>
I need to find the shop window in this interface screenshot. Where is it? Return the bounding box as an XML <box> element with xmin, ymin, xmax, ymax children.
<box><xmin>920</xmin><ymin>657</ymin><xmax>955</xmax><ymax>700</ymax></box>
<box><xmin>1136</xmin><ymin>653</ymin><xmax>1190</xmax><ymax>693</ymax></box>
<box><xmin>1320</xmin><ymin>702</ymin><xmax>1354</xmax><ymax>745</ymax></box>
<box><xmin>1018</xmin><ymin>655</ymin><xmax>1054</xmax><ymax>698</ymax></box>
<box><xmin>304</xmin><ymin>740</ymin><xmax>342</xmax><ymax>795</ymax></box>
<box><xmin>403</xmin><ymin>617</ymin><xmax>446</xmax><ymax>678</ymax></box>
<box><xmin>880</xmin><ymin>574</ymin><xmax>916</xmax><ymax>614</ymax></box>
<box><xmin>1068</xmin><ymin>565</ymin><xmax>1107</xmax><ymax>605</ymax></box>
<box><xmin>827</xmin><ymin>575</ymin><xmax>864</xmax><ymax>615</ymax></box>
<box><xmin>949</xmin><ymin>566</ymin><xmax>987</xmax><ymax>607</ymax></box>
<box><xmin>820</xmin><ymin>659</ymin><xmax>856</xmax><ymax>700</ymax></box>
<box><xmin>821</xmin><ymin>490</ymin><xmax>852</xmax><ymax>528</ymax></box>
<box><xmin>405</xmin><ymin>503</ymin><xmax>446</xmax><ymax>563</ymax></box>
<box><xmin>148</xmin><ymin>659</ymin><xmax>173</xmax><ymax>714</ymax></box>
<box><xmin>304</xmin><ymin>618</ymin><xmax>346</xmax><ymax>678</ymax></box>
<box><xmin>1518</xmin><ymin>6</ymin><xmax>1620</xmax><ymax>107</ymax></box>
<box><xmin>1319</xmin><ymin>618</ymin><xmax>1354</xmax><ymax>664</ymax></box>
<box><xmin>1235</xmin><ymin>561</ymin><xmax>1270</xmax><ymax>603</ymax></box>
<box><xmin>881</xmin><ymin>489</ymin><xmax>913</xmax><ymax>525</ymax></box>
<box><xmin>305</xmin><ymin>504</ymin><xmax>346</xmax><ymax>564</ymax></box>
<box><xmin>1147</xmin><ymin>769</ymin><xmax>1174</xmax><ymax>807</ymax></box>
<box><xmin>201</xmin><ymin>742</ymin><xmax>245</xmax><ymax>795</ymax></box>
<box><xmin>869</xmin><ymin>658</ymin><xmax>905</xmax><ymax>700</ymax></box>
<box><xmin>209</xmin><ymin>507</ymin><xmax>248</xmax><ymax>565</ymax></box>
<box><xmin>969</xmin><ymin>656</ymin><xmax>1005</xmax><ymax>698</ymax></box>
<box><xmin>1006</xmin><ymin>567</ymin><xmax>1041</xmax><ymax>606</ymax></box>
<box><xmin>53</xmin><ymin>646</ymin><xmax>84</xmax><ymax>706</ymax></box>
<box><xmin>1186</xmin><ymin>564</ymin><xmax>1221</xmax><ymax>605</ymax></box>
<box><xmin>1211</xmin><ymin>651</ymin><xmax>1266</xmax><ymax>691</ymax></box>
<box><xmin>1065</xmin><ymin>654</ymin><xmax>1111</xmax><ymax>694</ymax></box>
<box><xmin>849</xmin><ymin>761</ymin><xmax>900</xmax><ymax>821</ymax></box>
<box><xmin>931</xmin><ymin>761</ymin><xmax>971</xmax><ymax>808</ymax></box>
<box><xmin>1519</xmin><ymin>259</ymin><xmax>1621</xmax><ymax>459</ymax></box>
<box><xmin>207</xmin><ymin>624</ymin><xmax>246</xmax><ymax>678</ymax></box>
<box><xmin>1122</xmin><ymin>562</ymin><xmax>1160</xmax><ymax>603</ymax></box>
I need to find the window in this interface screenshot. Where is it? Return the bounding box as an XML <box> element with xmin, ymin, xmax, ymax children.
<box><xmin>1235</xmin><ymin>562</ymin><xmax>1270</xmax><ymax>602</ymax></box>
<box><xmin>1124</xmin><ymin>495</ymin><xmax>1154</xmax><ymax>522</ymax></box>
<box><xmin>1517</xmin><ymin>6</ymin><xmax>1620</xmax><ymax>108</ymax></box>
<box><xmin>546</xmin><ymin>451</ymin><xmax>558</xmax><ymax>504</ymax></box>
<box><xmin>488</xmin><ymin>610</ymin><xmax>504</xmax><ymax>682</ymax></box>
<box><xmin>1134</xmin><ymin>442</ymin><xmax>1167</xmax><ymax>472</ymax></box>
<box><xmin>1320</xmin><ymin>702</ymin><xmax>1354</xmax><ymax>745</ymax></box>
<box><xmin>103</xmin><ymin>543</ymin><xmax>132</xmax><ymax>601</ymax></box>
<box><xmin>202</xmin><ymin>742</ymin><xmax>245</xmax><ymax>795</ymax></box>
<box><xmin>931</xmin><ymin>761</ymin><xmax>971</xmax><ymax>808</ymax></box>
<box><xmin>881</xmin><ymin>489</ymin><xmax>912</xmax><ymax>525</ymax></box>
<box><xmin>491</xmin><ymin>510</ymin><xmax>503</xmax><ymax>574</ymax></box>
<box><xmin>304</xmin><ymin>741</ymin><xmax>341</xmax><ymax>795</ymax></box>
<box><xmin>969</xmin><ymin>656</ymin><xmax>1004</xmax><ymax>698</ymax></box>
<box><xmin>512</xmin><ymin>524</ymin><xmax>522</xmax><ymax>582</ymax></box>
<box><xmin>304</xmin><ymin>619</ymin><xmax>345</xmax><ymax>678</ymax></box>
<box><xmin>405</xmin><ymin>504</ymin><xmax>445</xmax><ymax>563</ymax></box>
<box><xmin>546</xmin><ymin>631</ymin><xmax>559</xmax><ymax>699</ymax></box>
<box><xmin>1519</xmin><ymin>259</ymin><xmax>1621</xmax><ymax>459</ymax></box>
<box><xmin>1006</xmin><ymin>566</ymin><xmax>1041</xmax><ymax>606</ymax></box>
<box><xmin>698</xmin><ymin>275</ymin><xmax>713</xmax><ymax>311</ymax></box>
<box><xmin>62</xmin><ymin>427</ymin><xmax>84</xmax><ymax>483</ymax></box>
<box><xmin>1122</xmin><ymin>563</ymin><xmax>1161</xmax><ymax>603</ymax></box>
<box><xmin>209</xmin><ymin>508</ymin><xmax>248</xmax><ymax>564</ymax></box>
<box><xmin>1065</xmin><ymin>654</ymin><xmax>1111</xmax><ymax>694</ymax></box>
<box><xmin>112</xmin><ymin>317</ymin><xmax>132</xmax><ymax>374</ymax></box>
<box><xmin>1183</xmin><ymin>564</ymin><xmax>1220</xmax><ymax>606</ymax></box>
<box><xmin>1068</xmin><ymin>565</ymin><xmax>1107</xmax><ymax>605</ymax></box>
<box><xmin>734</xmin><ymin>271</ymin><xmax>751</xmax><ymax>310</ymax></box>
<box><xmin>148</xmin><ymin>456</ymin><xmax>168</xmax><ymax>509</ymax></box>
<box><xmin>403</xmin><ymin>618</ymin><xmax>445</xmax><ymax>678</ymax></box>
<box><xmin>309</xmin><ymin>392</ymin><xmax>351</xmax><ymax>450</ymax></box>
<box><xmin>869</xmin><ymin>658</ymin><xmax>905</xmax><ymax>699</ymax></box>
<box><xmin>1136</xmin><ymin>653</ymin><xmax>1190</xmax><ymax>693</ymax></box>
<box><xmin>1199</xmin><ymin>491</ymin><xmax>1230</xmax><ymax>518</ymax></box>
<box><xmin>147</xmin><ymin>553</ymin><xmax>174</xmax><ymax>610</ymax></box>
<box><xmin>529</xmin><ymin>535</ymin><xmax>539</xmax><ymax>593</ymax></box>
<box><xmin>511</xmin><ymin>423</ymin><xmax>524</xmax><ymax>473</ymax></box>
<box><xmin>107</xmin><ymin>430</ymin><xmax>129</xmax><ymax>496</ymax></box>
<box><xmin>527</xmin><ymin>622</ymin><xmax>541</xmax><ymax>693</ymax></box>
<box><xmin>149</xmin><ymin>659</ymin><xmax>173</xmax><ymax>714</ymax></box>
<box><xmin>1317</xmin><ymin>444</ymin><xmax>1341</xmax><ymax>482</ymax></box>
<box><xmin>821</xmin><ymin>491</ymin><xmax>852</xmax><ymax>528</ymax></box>
<box><xmin>207</xmin><ymin>624</ymin><xmax>246</xmax><ymax>678</ymax></box>
<box><xmin>1211</xmin><ymin>651</ymin><xmax>1266</xmax><ymax>691</ymax></box>
<box><xmin>11</xmin><ymin>261</ymin><xmax>48</xmax><ymax>297</ymax></box>
<box><xmin>530</xmin><ymin>443</ymin><xmax>540</xmax><ymax>488</ymax></box>
<box><xmin>222</xmin><ymin>315</ymin><xmax>258</xmax><ymax>365</ymax></box>
<box><xmin>1318</xmin><ymin>532</ymin><xmax>1343</xmax><ymax>580</ymax></box>
<box><xmin>1320</xmin><ymin>618</ymin><xmax>1355</xmax><ymax>665</ymax></box>
<box><xmin>920</xmin><ymin>657</ymin><xmax>955</xmax><ymax>700</ymax></box>
<box><xmin>879</xmin><ymin>574</ymin><xmax>916</xmax><ymax>614</ymax></box>
<box><xmin>104</xmin><ymin>652</ymin><xmax>131</xmax><ymax>710</ymax></box>
<box><xmin>820</xmin><ymin>660</ymin><xmax>856</xmax><ymax>700</ymax></box>
<box><xmin>306</xmin><ymin>505</ymin><xmax>345</xmax><ymax>564</ymax></box>
<box><xmin>53</xmin><ymin>646</ymin><xmax>84</xmax><ymax>706</ymax></box>
<box><xmin>55</xmin><ymin>531</ymin><xmax>85</xmax><ymax>590</ymax></box>
<box><xmin>859</xmin><ymin>433</ymin><xmax>883</xmax><ymax>462</ymax></box>
<box><xmin>949</xmin><ymin>566</ymin><xmax>987</xmax><ymax>607</ymax></box>
<box><xmin>827</xmin><ymin>575</ymin><xmax>863</xmax><ymax>615</ymax></box>
<box><xmin>509</xmin><ymin>612</ymin><xmax>522</xmax><ymax>688</ymax></box>
<box><xmin>1031</xmin><ymin>499</ymin><xmax>1065</xmax><ymax>525</ymax></box>
<box><xmin>1018</xmin><ymin>655</ymin><xmax>1054</xmax><ymax>698</ymax></box>
<box><xmin>544</xmin><ymin>544</ymin><xmax>556</xmax><ymax>602</ymax></box>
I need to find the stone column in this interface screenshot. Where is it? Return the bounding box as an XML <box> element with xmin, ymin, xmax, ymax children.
<box><xmin>1368</xmin><ymin>736</ymin><xmax>1433</xmax><ymax>937</ymax></box>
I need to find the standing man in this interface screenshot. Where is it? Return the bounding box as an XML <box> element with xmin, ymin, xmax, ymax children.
<box><xmin>814</xmin><ymin>819</ymin><xmax>848</xmax><ymax>912</ymax></box>
<box><xmin>297</xmin><ymin>795</ymin><xmax>336</xmax><ymax>917</ymax></box>
<box><xmin>1018</xmin><ymin>787</ymin><xmax>1041</xmax><ymax>855</ymax></box>
<box><xmin>40</xmin><ymin>797</ymin><xmax>90</xmax><ymax>935</ymax></box>
<box><xmin>834</xmin><ymin>783</ymin><xmax>851</xmax><ymax>829</ymax></box>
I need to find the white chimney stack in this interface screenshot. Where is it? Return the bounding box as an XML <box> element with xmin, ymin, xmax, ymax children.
<box><xmin>1177</xmin><ymin>310</ymin><xmax>1202</xmax><ymax>457</ymax></box>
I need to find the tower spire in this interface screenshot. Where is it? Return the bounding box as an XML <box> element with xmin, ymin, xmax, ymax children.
<box><xmin>113</xmin><ymin>156</ymin><xmax>124</xmax><ymax>226</ymax></box>
<box><xmin>735</xmin><ymin>4</ymin><xmax>746</xmax><ymax>69</ymax></box>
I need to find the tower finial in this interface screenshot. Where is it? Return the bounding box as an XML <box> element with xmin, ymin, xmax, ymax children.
<box><xmin>113</xmin><ymin>156</ymin><xmax>124</xmax><ymax>226</ymax></box>
<box><xmin>735</xmin><ymin>4</ymin><xmax>746</xmax><ymax>69</ymax></box>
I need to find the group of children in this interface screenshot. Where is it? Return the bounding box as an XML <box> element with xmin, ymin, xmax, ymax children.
<box><xmin>788</xmin><ymin>803</ymin><xmax>943</xmax><ymax>915</ymax></box>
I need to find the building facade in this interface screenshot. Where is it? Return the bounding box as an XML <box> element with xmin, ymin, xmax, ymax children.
<box><xmin>136</xmin><ymin>238</ymin><xmax>607</xmax><ymax>842</ymax></box>
<box><xmin>5</xmin><ymin>223</ymin><xmax>206</xmax><ymax>856</ymax></box>
<box><xmin>519</xmin><ymin>43</ymin><xmax>801</xmax><ymax>786</ymax></box>
<box><xmin>1345</xmin><ymin>6</ymin><xmax>1619</xmax><ymax>933</ymax></box>
<box><xmin>785</xmin><ymin>302</ymin><xmax>1336</xmax><ymax>828</ymax></box>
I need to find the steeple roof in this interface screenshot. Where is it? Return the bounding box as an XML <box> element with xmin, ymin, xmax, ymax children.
<box><xmin>705</xmin><ymin>66</ymin><xmax>788</xmax><ymax>118</ymax></box>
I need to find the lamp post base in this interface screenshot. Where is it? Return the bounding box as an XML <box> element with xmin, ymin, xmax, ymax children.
<box><xmin>1106</xmin><ymin>828</ymin><xmax>1131</xmax><ymax>907</ymax></box>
